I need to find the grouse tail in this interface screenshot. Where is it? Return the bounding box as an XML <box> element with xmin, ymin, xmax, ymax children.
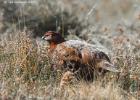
<box><xmin>97</xmin><ymin>60</ymin><xmax>120</xmax><ymax>73</ymax></box>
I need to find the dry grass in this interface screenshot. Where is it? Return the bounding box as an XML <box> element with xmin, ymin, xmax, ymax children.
<box><xmin>0</xmin><ymin>30</ymin><xmax>139</xmax><ymax>100</ymax></box>
<box><xmin>0</xmin><ymin>0</ymin><xmax>140</xmax><ymax>100</ymax></box>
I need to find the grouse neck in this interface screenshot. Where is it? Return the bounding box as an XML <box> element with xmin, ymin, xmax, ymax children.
<box><xmin>49</xmin><ymin>42</ymin><xmax>57</xmax><ymax>50</ymax></box>
<box><xmin>49</xmin><ymin>39</ymin><xmax>65</xmax><ymax>49</ymax></box>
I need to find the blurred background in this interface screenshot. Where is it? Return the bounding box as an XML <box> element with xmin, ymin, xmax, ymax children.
<box><xmin>0</xmin><ymin>0</ymin><xmax>140</xmax><ymax>35</ymax></box>
<box><xmin>0</xmin><ymin>0</ymin><xmax>140</xmax><ymax>49</ymax></box>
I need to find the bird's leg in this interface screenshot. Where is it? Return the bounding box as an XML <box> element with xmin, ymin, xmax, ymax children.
<box><xmin>60</xmin><ymin>71</ymin><xmax>75</xmax><ymax>90</ymax></box>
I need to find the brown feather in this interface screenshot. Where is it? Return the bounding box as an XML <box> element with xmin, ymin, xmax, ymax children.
<box><xmin>42</xmin><ymin>31</ymin><xmax>119</xmax><ymax>81</ymax></box>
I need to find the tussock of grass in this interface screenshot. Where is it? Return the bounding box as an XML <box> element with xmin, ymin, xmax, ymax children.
<box><xmin>0</xmin><ymin>0</ymin><xmax>140</xmax><ymax>99</ymax></box>
<box><xmin>0</xmin><ymin>30</ymin><xmax>139</xmax><ymax>100</ymax></box>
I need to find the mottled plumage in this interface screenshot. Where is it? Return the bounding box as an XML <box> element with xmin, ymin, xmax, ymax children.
<box><xmin>42</xmin><ymin>31</ymin><xmax>119</xmax><ymax>87</ymax></box>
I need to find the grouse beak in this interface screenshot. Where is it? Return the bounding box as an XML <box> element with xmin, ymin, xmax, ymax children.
<box><xmin>42</xmin><ymin>36</ymin><xmax>45</xmax><ymax>40</ymax></box>
<box><xmin>42</xmin><ymin>35</ymin><xmax>51</xmax><ymax>41</ymax></box>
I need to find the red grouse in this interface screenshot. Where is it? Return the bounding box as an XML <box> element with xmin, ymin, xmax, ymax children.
<box><xmin>42</xmin><ymin>31</ymin><xmax>119</xmax><ymax>81</ymax></box>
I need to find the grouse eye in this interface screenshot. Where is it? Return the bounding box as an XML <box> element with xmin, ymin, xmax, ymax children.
<box><xmin>46</xmin><ymin>34</ymin><xmax>51</xmax><ymax>37</ymax></box>
<box><xmin>51</xmin><ymin>33</ymin><xmax>56</xmax><ymax>36</ymax></box>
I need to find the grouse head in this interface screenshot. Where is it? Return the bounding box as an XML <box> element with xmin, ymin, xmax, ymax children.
<box><xmin>42</xmin><ymin>31</ymin><xmax>65</xmax><ymax>44</ymax></box>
